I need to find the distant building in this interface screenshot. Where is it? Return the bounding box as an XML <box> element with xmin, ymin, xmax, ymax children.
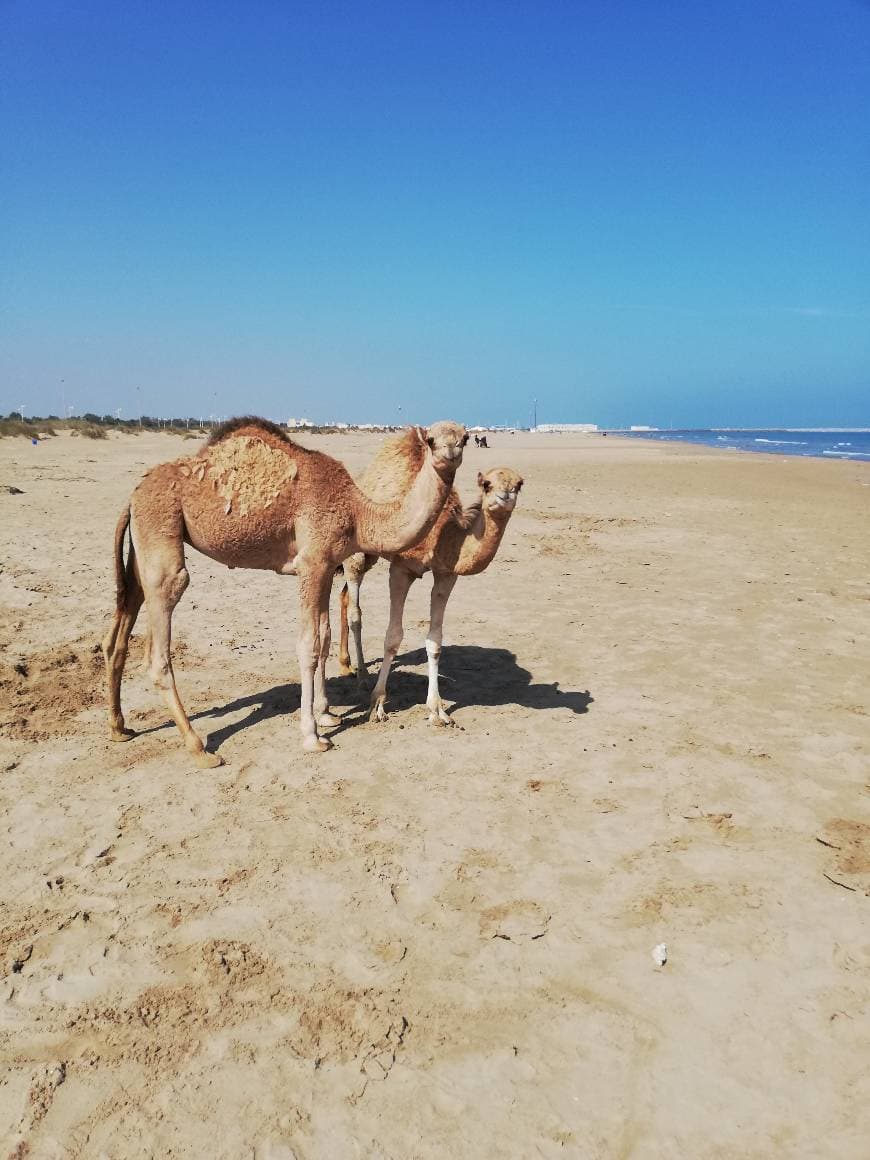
<box><xmin>630</xmin><ymin>425</ymin><xmax>658</xmax><ymax>431</ymax></box>
<box><xmin>533</xmin><ymin>423</ymin><xmax>599</xmax><ymax>433</ymax></box>
<box><xmin>286</xmin><ymin>417</ymin><xmax>313</xmax><ymax>428</ymax></box>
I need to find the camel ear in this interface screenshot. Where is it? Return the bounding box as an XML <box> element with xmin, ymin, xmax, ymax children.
<box><xmin>478</xmin><ymin>471</ymin><xmax>491</xmax><ymax>492</ymax></box>
<box><xmin>516</xmin><ymin>478</ymin><xmax>524</xmax><ymax>491</ymax></box>
<box><xmin>414</xmin><ymin>425</ymin><xmax>426</xmax><ymax>443</ymax></box>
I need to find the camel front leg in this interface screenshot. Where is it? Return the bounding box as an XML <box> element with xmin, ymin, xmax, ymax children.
<box><xmin>369</xmin><ymin>564</ymin><xmax>416</xmax><ymax>723</ymax></box>
<box><xmin>297</xmin><ymin>566</ymin><xmax>334</xmax><ymax>752</ymax></box>
<box><xmin>313</xmin><ymin>583</ymin><xmax>340</xmax><ymax>731</ymax></box>
<box><xmin>425</xmin><ymin>572</ymin><xmax>458</xmax><ymax>726</ymax></box>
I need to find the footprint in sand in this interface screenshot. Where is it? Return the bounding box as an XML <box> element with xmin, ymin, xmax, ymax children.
<box><xmin>817</xmin><ymin>819</ymin><xmax>870</xmax><ymax>894</ymax></box>
<box><xmin>8</xmin><ymin>909</ymin><xmax>121</xmax><ymax>1007</ymax></box>
<box><xmin>479</xmin><ymin>900</ymin><xmax>551</xmax><ymax>942</ymax></box>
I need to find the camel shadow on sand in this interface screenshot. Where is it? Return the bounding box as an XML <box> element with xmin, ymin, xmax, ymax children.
<box><xmin>366</xmin><ymin>644</ymin><xmax>593</xmax><ymax>719</ymax></box>
<box><xmin>137</xmin><ymin>645</ymin><xmax>592</xmax><ymax>753</ymax></box>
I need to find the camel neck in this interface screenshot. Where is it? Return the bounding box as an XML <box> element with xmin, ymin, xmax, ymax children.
<box><xmin>455</xmin><ymin>506</ymin><xmax>512</xmax><ymax>575</ymax></box>
<box><xmin>354</xmin><ymin>455</ymin><xmax>454</xmax><ymax>555</ymax></box>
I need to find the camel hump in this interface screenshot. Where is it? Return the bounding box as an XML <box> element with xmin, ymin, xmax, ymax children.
<box><xmin>190</xmin><ymin>432</ymin><xmax>301</xmax><ymax>517</ymax></box>
<box><xmin>206</xmin><ymin>416</ymin><xmax>295</xmax><ymax>447</ymax></box>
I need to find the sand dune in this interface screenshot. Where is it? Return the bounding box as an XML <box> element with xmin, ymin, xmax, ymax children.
<box><xmin>1</xmin><ymin>429</ymin><xmax>868</xmax><ymax>1158</ymax></box>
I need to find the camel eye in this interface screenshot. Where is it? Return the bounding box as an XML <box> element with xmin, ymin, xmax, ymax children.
<box><xmin>427</xmin><ymin>436</ymin><xmax>435</xmax><ymax>449</ymax></box>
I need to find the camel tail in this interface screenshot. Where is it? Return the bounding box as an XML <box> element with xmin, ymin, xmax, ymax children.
<box><xmin>113</xmin><ymin>504</ymin><xmax>132</xmax><ymax>610</ymax></box>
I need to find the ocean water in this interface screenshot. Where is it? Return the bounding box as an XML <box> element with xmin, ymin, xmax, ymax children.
<box><xmin>620</xmin><ymin>429</ymin><xmax>870</xmax><ymax>462</ymax></box>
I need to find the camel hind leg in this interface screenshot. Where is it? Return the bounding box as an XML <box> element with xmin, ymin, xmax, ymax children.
<box><xmin>338</xmin><ymin>554</ymin><xmax>371</xmax><ymax>691</ymax></box>
<box><xmin>102</xmin><ymin>551</ymin><xmax>144</xmax><ymax>741</ymax></box>
<box><xmin>369</xmin><ymin>563</ymin><xmax>416</xmax><ymax>723</ymax></box>
<box><xmin>344</xmin><ymin>573</ymin><xmax>369</xmax><ymax>690</ymax></box>
<box><xmin>136</xmin><ymin>531</ymin><xmax>223</xmax><ymax>769</ymax></box>
<box><xmin>338</xmin><ymin>582</ymin><xmax>353</xmax><ymax>675</ymax></box>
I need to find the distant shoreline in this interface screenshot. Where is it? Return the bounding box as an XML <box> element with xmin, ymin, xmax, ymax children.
<box><xmin>617</xmin><ymin>427</ymin><xmax>870</xmax><ymax>462</ymax></box>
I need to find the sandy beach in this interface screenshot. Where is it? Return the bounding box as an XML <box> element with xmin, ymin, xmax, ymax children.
<box><xmin>1</xmin><ymin>428</ymin><xmax>868</xmax><ymax>1158</ymax></box>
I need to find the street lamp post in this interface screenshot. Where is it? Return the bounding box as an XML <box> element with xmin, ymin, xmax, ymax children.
<box><xmin>532</xmin><ymin>397</ymin><xmax>537</xmax><ymax>431</ymax></box>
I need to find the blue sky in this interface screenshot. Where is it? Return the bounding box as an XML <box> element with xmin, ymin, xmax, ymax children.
<box><xmin>2</xmin><ymin>0</ymin><xmax>868</xmax><ymax>427</ymax></box>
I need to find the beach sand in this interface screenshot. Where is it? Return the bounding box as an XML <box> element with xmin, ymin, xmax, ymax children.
<box><xmin>1</xmin><ymin>429</ymin><xmax>868</xmax><ymax>1158</ymax></box>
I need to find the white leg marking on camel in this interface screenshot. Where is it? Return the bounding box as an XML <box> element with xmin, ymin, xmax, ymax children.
<box><xmin>425</xmin><ymin>572</ymin><xmax>458</xmax><ymax>726</ymax></box>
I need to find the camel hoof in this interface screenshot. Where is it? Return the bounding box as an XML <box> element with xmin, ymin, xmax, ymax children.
<box><xmin>428</xmin><ymin>713</ymin><xmax>454</xmax><ymax>728</ymax></box>
<box><xmin>302</xmin><ymin>735</ymin><xmax>333</xmax><ymax>753</ymax></box>
<box><xmin>194</xmin><ymin>749</ymin><xmax>224</xmax><ymax>769</ymax></box>
<box><xmin>338</xmin><ymin>663</ymin><xmax>355</xmax><ymax>677</ymax></box>
<box><xmin>109</xmin><ymin>727</ymin><xmax>135</xmax><ymax>743</ymax></box>
<box><xmin>368</xmin><ymin>700</ymin><xmax>388</xmax><ymax>724</ymax></box>
<box><xmin>318</xmin><ymin>712</ymin><xmax>341</xmax><ymax>729</ymax></box>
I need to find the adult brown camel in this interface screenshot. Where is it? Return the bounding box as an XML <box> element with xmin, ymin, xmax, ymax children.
<box><xmin>102</xmin><ymin>417</ymin><xmax>468</xmax><ymax>763</ymax></box>
<box><xmin>337</xmin><ymin>466</ymin><xmax>523</xmax><ymax>725</ymax></box>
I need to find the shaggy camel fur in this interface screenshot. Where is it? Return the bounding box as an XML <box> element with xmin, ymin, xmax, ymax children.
<box><xmin>102</xmin><ymin>417</ymin><xmax>468</xmax><ymax>762</ymax></box>
<box><xmin>338</xmin><ymin>467</ymin><xmax>523</xmax><ymax>725</ymax></box>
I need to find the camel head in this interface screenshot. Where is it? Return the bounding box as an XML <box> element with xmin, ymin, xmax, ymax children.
<box><xmin>417</xmin><ymin>421</ymin><xmax>469</xmax><ymax>476</ymax></box>
<box><xmin>477</xmin><ymin>468</ymin><xmax>524</xmax><ymax>515</ymax></box>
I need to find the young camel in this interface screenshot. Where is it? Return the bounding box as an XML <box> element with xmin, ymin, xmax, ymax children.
<box><xmin>336</xmin><ymin>423</ymin><xmax>451</xmax><ymax>688</ymax></box>
<box><xmin>338</xmin><ymin>467</ymin><xmax>523</xmax><ymax>725</ymax></box>
<box><xmin>102</xmin><ymin>417</ymin><xmax>468</xmax><ymax>763</ymax></box>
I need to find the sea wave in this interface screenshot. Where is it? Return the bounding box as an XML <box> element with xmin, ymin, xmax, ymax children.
<box><xmin>623</xmin><ymin>429</ymin><xmax>870</xmax><ymax>461</ymax></box>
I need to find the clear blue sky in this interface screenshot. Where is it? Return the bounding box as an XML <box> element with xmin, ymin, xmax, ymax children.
<box><xmin>3</xmin><ymin>0</ymin><xmax>868</xmax><ymax>427</ymax></box>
